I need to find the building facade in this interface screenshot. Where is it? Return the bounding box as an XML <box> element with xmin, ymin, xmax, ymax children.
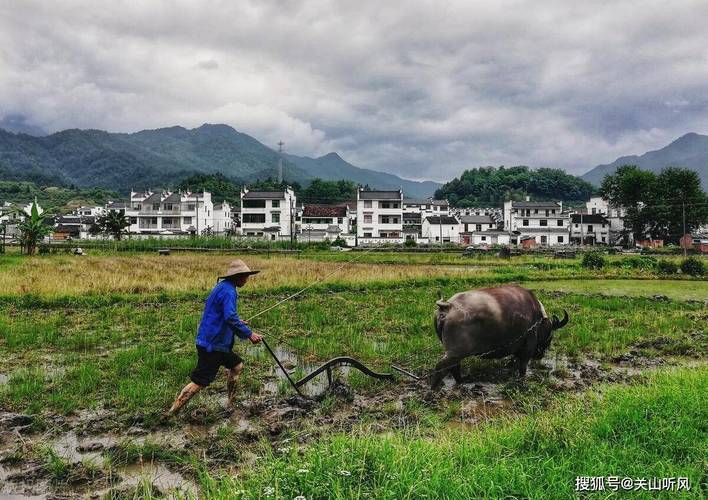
<box><xmin>356</xmin><ymin>189</ymin><xmax>404</xmax><ymax>244</ymax></box>
<box><xmin>569</xmin><ymin>213</ymin><xmax>611</xmax><ymax>245</ymax></box>
<box><xmin>240</xmin><ymin>188</ymin><xmax>297</xmax><ymax>239</ymax></box>
<box><xmin>300</xmin><ymin>204</ymin><xmax>350</xmax><ymax>242</ymax></box>
<box><xmin>503</xmin><ymin>200</ymin><xmax>569</xmax><ymax>246</ymax></box>
<box><xmin>422</xmin><ymin>215</ymin><xmax>461</xmax><ymax>243</ymax></box>
<box><xmin>124</xmin><ymin>191</ymin><xmax>220</xmax><ymax>236</ymax></box>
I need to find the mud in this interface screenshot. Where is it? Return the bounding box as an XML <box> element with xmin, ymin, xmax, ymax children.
<box><xmin>0</xmin><ymin>347</ymin><xmax>702</xmax><ymax>498</ymax></box>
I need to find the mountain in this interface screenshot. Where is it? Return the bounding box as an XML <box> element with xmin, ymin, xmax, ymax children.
<box><xmin>285</xmin><ymin>152</ymin><xmax>440</xmax><ymax>198</ymax></box>
<box><xmin>582</xmin><ymin>133</ymin><xmax>708</xmax><ymax>189</ymax></box>
<box><xmin>0</xmin><ymin>124</ymin><xmax>440</xmax><ymax>197</ymax></box>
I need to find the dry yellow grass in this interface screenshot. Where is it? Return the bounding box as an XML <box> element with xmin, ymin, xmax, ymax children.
<box><xmin>0</xmin><ymin>253</ymin><xmax>486</xmax><ymax>295</ymax></box>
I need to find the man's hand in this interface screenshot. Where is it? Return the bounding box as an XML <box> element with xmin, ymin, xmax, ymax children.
<box><xmin>249</xmin><ymin>332</ymin><xmax>262</xmax><ymax>344</ymax></box>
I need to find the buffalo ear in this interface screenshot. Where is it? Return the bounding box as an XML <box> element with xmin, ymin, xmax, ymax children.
<box><xmin>436</xmin><ymin>300</ymin><xmax>451</xmax><ymax>310</ymax></box>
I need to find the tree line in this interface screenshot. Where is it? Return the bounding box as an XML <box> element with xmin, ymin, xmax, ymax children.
<box><xmin>434</xmin><ymin>166</ymin><xmax>597</xmax><ymax>206</ymax></box>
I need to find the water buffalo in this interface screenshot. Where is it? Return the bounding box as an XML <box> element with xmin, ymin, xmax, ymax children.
<box><xmin>430</xmin><ymin>285</ymin><xmax>568</xmax><ymax>388</ymax></box>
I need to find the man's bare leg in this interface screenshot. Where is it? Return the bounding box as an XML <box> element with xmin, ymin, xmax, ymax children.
<box><xmin>226</xmin><ymin>362</ymin><xmax>244</xmax><ymax>411</ymax></box>
<box><xmin>168</xmin><ymin>382</ymin><xmax>203</xmax><ymax>415</ymax></box>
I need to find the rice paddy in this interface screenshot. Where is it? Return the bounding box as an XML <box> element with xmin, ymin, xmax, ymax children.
<box><xmin>0</xmin><ymin>250</ymin><xmax>705</xmax><ymax>498</ymax></box>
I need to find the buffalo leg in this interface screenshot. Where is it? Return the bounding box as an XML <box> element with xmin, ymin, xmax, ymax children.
<box><xmin>430</xmin><ymin>354</ymin><xmax>462</xmax><ymax>389</ymax></box>
<box><xmin>516</xmin><ymin>355</ymin><xmax>530</xmax><ymax>378</ymax></box>
<box><xmin>450</xmin><ymin>363</ymin><xmax>463</xmax><ymax>384</ymax></box>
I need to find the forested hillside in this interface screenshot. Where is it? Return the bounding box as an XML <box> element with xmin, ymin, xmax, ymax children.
<box><xmin>435</xmin><ymin>166</ymin><xmax>596</xmax><ymax>206</ymax></box>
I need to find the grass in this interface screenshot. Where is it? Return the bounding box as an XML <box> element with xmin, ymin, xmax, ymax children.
<box><xmin>1</xmin><ymin>276</ymin><xmax>704</xmax><ymax>418</ymax></box>
<box><xmin>0</xmin><ymin>250</ymin><xmax>705</xmax><ymax>497</ymax></box>
<box><xmin>208</xmin><ymin>366</ymin><xmax>707</xmax><ymax>499</ymax></box>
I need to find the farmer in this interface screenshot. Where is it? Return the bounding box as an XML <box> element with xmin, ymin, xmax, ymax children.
<box><xmin>168</xmin><ymin>259</ymin><xmax>262</xmax><ymax>415</ymax></box>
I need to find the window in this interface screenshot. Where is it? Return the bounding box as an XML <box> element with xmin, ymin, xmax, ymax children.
<box><xmin>481</xmin><ymin>236</ymin><xmax>487</xmax><ymax>241</ymax></box>
<box><xmin>557</xmin><ymin>220</ymin><xmax>564</xmax><ymax>226</ymax></box>
<box><xmin>364</xmin><ymin>200</ymin><xmax>372</xmax><ymax>208</ymax></box>
<box><xmin>587</xmin><ymin>225</ymin><xmax>594</xmax><ymax>232</ymax></box>
<box><xmin>557</xmin><ymin>236</ymin><xmax>564</xmax><ymax>243</ymax></box>
<box><xmin>363</xmin><ymin>214</ymin><xmax>372</xmax><ymax>223</ymax></box>
<box><xmin>575</xmin><ymin>223</ymin><xmax>579</xmax><ymax>228</ymax></box>
<box><xmin>541</xmin><ymin>235</ymin><xmax>547</xmax><ymax>244</ymax></box>
<box><xmin>601</xmin><ymin>236</ymin><xmax>606</xmax><ymax>242</ymax></box>
<box><xmin>592</xmin><ymin>208</ymin><xmax>596</xmax><ymax>214</ymax></box>
<box><xmin>540</xmin><ymin>219</ymin><xmax>548</xmax><ymax>226</ymax></box>
<box><xmin>183</xmin><ymin>217</ymin><xmax>192</xmax><ymax>224</ymax></box>
<box><xmin>545</xmin><ymin>210</ymin><xmax>549</xmax><ymax>216</ymax></box>
<box><xmin>243</xmin><ymin>200</ymin><xmax>266</xmax><ymax>208</ymax></box>
<box><xmin>243</xmin><ymin>214</ymin><xmax>266</xmax><ymax>223</ymax></box>
<box><xmin>534</xmin><ymin>209</ymin><xmax>538</xmax><ymax>214</ymax></box>
<box><xmin>364</xmin><ymin>232</ymin><xmax>372</xmax><ymax>237</ymax></box>
<box><xmin>522</xmin><ymin>219</ymin><xmax>529</xmax><ymax>226</ymax></box>
<box><xmin>132</xmin><ymin>203</ymin><xmax>141</xmax><ymax>210</ymax></box>
<box><xmin>475</xmin><ymin>224</ymin><xmax>481</xmax><ymax>231</ymax></box>
<box><xmin>337</xmin><ymin>217</ymin><xmax>343</xmax><ymax>224</ymax></box>
<box><xmin>152</xmin><ymin>203</ymin><xmax>160</xmax><ymax>211</ymax></box>
<box><xmin>271</xmin><ymin>213</ymin><xmax>280</xmax><ymax>223</ymax></box>
<box><xmin>163</xmin><ymin>203</ymin><xmax>173</xmax><ymax>211</ymax></box>
<box><xmin>272</xmin><ymin>200</ymin><xmax>280</xmax><ymax>208</ymax></box>
<box><xmin>187</xmin><ymin>204</ymin><xmax>195</xmax><ymax>211</ymax></box>
<box><xmin>130</xmin><ymin>217</ymin><xmax>137</xmax><ymax>224</ymax></box>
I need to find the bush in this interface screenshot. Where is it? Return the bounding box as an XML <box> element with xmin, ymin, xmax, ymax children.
<box><xmin>581</xmin><ymin>251</ymin><xmax>606</xmax><ymax>269</ymax></box>
<box><xmin>657</xmin><ymin>260</ymin><xmax>678</xmax><ymax>274</ymax></box>
<box><xmin>622</xmin><ymin>255</ymin><xmax>658</xmax><ymax>270</ymax></box>
<box><xmin>404</xmin><ymin>238</ymin><xmax>417</xmax><ymax>248</ymax></box>
<box><xmin>680</xmin><ymin>257</ymin><xmax>705</xmax><ymax>276</ymax></box>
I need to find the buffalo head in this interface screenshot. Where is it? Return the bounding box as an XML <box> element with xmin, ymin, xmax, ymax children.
<box><xmin>533</xmin><ymin>309</ymin><xmax>569</xmax><ymax>359</ymax></box>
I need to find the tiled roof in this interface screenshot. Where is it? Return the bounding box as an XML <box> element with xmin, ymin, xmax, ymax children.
<box><xmin>425</xmin><ymin>216</ymin><xmax>458</xmax><ymax>225</ymax></box>
<box><xmin>460</xmin><ymin>215</ymin><xmax>495</xmax><ymax>224</ymax></box>
<box><xmin>512</xmin><ymin>201</ymin><xmax>560</xmax><ymax>208</ymax></box>
<box><xmin>358</xmin><ymin>190</ymin><xmax>401</xmax><ymax>200</ymax></box>
<box><xmin>403</xmin><ymin>198</ymin><xmax>448</xmax><ymax>206</ymax></box>
<box><xmin>570</xmin><ymin>214</ymin><xmax>609</xmax><ymax>224</ymax></box>
<box><xmin>403</xmin><ymin>212</ymin><xmax>422</xmax><ymax>222</ymax></box>
<box><xmin>162</xmin><ymin>192</ymin><xmax>182</xmax><ymax>203</ymax></box>
<box><xmin>243</xmin><ymin>191</ymin><xmax>286</xmax><ymax>199</ymax></box>
<box><xmin>303</xmin><ymin>205</ymin><xmax>347</xmax><ymax>217</ymax></box>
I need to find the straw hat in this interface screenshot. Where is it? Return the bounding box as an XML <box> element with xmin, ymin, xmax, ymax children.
<box><xmin>219</xmin><ymin>259</ymin><xmax>260</xmax><ymax>279</ymax></box>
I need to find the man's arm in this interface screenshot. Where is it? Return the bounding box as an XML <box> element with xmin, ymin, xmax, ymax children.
<box><xmin>223</xmin><ymin>288</ymin><xmax>254</xmax><ymax>340</ymax></box>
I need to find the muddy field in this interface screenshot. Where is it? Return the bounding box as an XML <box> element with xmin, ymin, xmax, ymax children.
<box><xmin>0</xmin><ymin>251</ymin><xmax>706</xmax><ymax>498</ymax></box>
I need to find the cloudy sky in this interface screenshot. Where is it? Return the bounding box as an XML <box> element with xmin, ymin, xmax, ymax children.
<box><xmin>2</xmin><ymin>0</ymin><xmax>708</xmax><ymax>181</ymax></box>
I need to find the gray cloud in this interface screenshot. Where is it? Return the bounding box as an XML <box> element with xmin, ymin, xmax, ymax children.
<box><xmin>2</xmin><ymin>0</ymin><xmax>708</xmax><ymax>182</ymax></box>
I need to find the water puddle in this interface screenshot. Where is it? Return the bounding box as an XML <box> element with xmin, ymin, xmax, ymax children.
<box><xmin>113</xmin><ymin>462</ymin><xmax>196</xmax><ymax>497</ymax></box>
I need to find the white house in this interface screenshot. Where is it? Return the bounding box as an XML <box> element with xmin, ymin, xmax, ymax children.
<box><xmin>123</xmin><ymin>191</ymin><xmax>216</xmax><ymax>236</ymax></box>
<box><xmin>357</xmin><ymin>189</ymin><xmax>403</xmax><ymax>244</ymax></box>
<box><xmin>470</xmin><ymin>230</ymin><xmax>512</xmax><ymax>246</ymax></box>
<box><xmin>503</xmin><ymin>199</ymin><xmax>570</xmax><ymax>246</ymax></box>
<box><xmin>403</xmin><ymin>198</ymin><xmax>450</xmax><ymax>217</ymax></box>
<box><xmin>570</xmin><ymin>213</ymin><xmax>611</xmax><ymax>245</ymax></box>
<box><xmin>212</xmin><ymin>203</ymin><xmax>234</xmax><ymax>235</ymax></box>
<box><xmin>459</xmin><ymin>215</ymin><xmax>497</xmax><ymax>245</ymax></box>
<box><xmin>240</xmin><ymin>187</ymin><xmax>297</xmax><ymax>239</ymax></box>
<box><xmin>585</xmin><ymin>196</ymin><xmax>628</xmax><ymax>244</ymax></box>
<box><xmin>422</xmin><ymin>215</ymin><xmax>461</xmax><ymax>243</ymax></box>
<box><xmin>300</xmin><ymin>204</ymin><xmax>350</xmax><ymax>242</ymax></box>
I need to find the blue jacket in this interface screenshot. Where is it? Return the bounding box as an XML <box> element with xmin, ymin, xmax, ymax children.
<box><xmin>196</xmin><ymin>280</ymin><xmax>253</xmax><ymax>352</ymax></box>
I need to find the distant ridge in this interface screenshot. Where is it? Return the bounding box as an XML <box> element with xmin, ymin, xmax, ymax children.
<box><xmin>582</xmin><ymin>133</ymin><xmax>708</xmax><ymax>188</ymax></box>
<box><xmin>0</xmin><ymin>123</ymin><xmax>441</xmax><ymax>197</ymax></box>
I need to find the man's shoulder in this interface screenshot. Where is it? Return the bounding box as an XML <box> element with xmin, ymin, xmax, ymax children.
<box><xmin>213</xmin><ymin>280</ymin><xmax>236</xmax><ymax>297</ymax></box>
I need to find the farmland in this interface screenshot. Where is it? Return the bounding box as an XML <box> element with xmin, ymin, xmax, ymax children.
<box><xmin>0</xmin><ymin>250</ymin><xmax>706</xmax><ymax>498</ymax></box>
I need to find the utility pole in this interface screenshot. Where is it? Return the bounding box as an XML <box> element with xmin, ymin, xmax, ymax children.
<box><xmin>277</xmin><ymin>141</ymin><xmax>284</xmax><ymax>184</ymax></box>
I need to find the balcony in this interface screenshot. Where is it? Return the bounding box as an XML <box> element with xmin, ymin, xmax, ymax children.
<box><xmin>139</xmin><ymin>208</ymin><xmax>182</xmax><ymax>215</ymax></box>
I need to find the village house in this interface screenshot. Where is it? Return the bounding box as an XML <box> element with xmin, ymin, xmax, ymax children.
<box><xmin>403</xmin><ymin>198</ymin><xmax>450</xmax><ymax>217</ymax></box>
<box><xmin>569</xmin><ymin>213</ymin><xmax>611</xmax><ymax>245</ymax></box>
<box><xmin>422</xmin><ymin>215</ymin><xmax>460</xmax><ymax>243</ymax></box>
<box><xmin>356</xmin><ymin>189</ymin><xmax>404</xmax><ymax>244</ymax></box>
<box><xmin>680</xmin><ymin>233</ymin><xmax>708</xmax><ymax>253</ymax></box>
<box><xmin>470</xmin><ymin>230</ymin><xmax>512</xmax><ymax>246</ymax></box>
<box><xmin>240</xmin><ymin>187</ymin><xmax>297</xmax><ymax>240</ymax></box>
<box><xmin>458</xmin><ymin>214</ymin><xmax>497</xmax><ymax>245</ymax></box>
<box><xmin>52</xmin><ymin>207</ymin><xmax>106</xmax><ymax>240</ymax></box>
<box><xmin>503</xmin><ymin>199</ymin><xmax>569</xmax><ymax>246</ymax></box>
<box><xmin>300</xmin><ymin>204</ymin><xmax>350</xmax><ymax>242</ymax></box>
<box><xmin>585</xmin><ymin>196</ymin><xmax>628</xmax><ymax>244</ymax></box>
<box><xmin>123</xmin><ymin>191</ymin><xmax>228</xmax><ymax>237</ymax></box>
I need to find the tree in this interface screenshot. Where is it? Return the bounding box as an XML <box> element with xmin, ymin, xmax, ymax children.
<box><xmin>17</xmin><ymin>200</ymin><xmax>52</xmax><ymax>255</ymax></box>
<box><xmin>300</xmin><ymin>178</ymin><xmax>357</xmax><ymax>204</ymax></box>
<box><xmin>96</xmin><ymin>209</ymin><xmax>130</xmax><ymax>240</ymax></box>
<box><xmin>600</xmin><ymin>165</ymin><xmax>708</xmax><ymax>244</ymax></box>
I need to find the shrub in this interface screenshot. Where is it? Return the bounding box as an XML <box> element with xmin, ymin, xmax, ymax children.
<box><xmin>623</xmin><ymin>255</ymin><xmax>658</xmax><ymax>270</ymax></box>
<box><xmin>404</xmin><ymin>238</ymin><xmax>417</xmax><ymax>248</ymax></box>
<box><xmin>680</xmin><ymin>257</ymin><xmax>705</xmax><ymax>276</ymax></box>
<box><xmin>657</xmin><ymin>260</ymin><xmax>678</xmax><ymax>274</ymax></box>
<box><xmin>581</xmin><ymin>251</ymin><xmax>606</xmax><ymax>269</ymax></box>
